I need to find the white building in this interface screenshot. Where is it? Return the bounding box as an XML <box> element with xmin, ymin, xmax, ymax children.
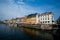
<box><xmin>36</xmin><ymin>12</ymin><xmax>55</xmax><ymax>24</ymax></box>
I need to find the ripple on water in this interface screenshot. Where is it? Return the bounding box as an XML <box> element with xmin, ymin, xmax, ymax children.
<box><xmin>0</xmin><ymin>24</ymin><xmax>32</xmax><ymax>40</ymax></box>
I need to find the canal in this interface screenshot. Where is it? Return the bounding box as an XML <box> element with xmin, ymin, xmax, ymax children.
<box><xmin>0</xmin><ymin>24</ymin><xmax>33</xmax><ymax>40</ymax></box>
<box><xmin>0</xmin><ymin>24</ymin><xmax>55</xmax><ymax>40</ymax></box>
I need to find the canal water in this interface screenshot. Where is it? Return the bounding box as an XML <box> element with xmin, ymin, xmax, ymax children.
<box><xmin>0</xmin><ymin>24</ymin><xmax>33</xmax><ymax>40</ymax></box>
<box><xmin>0</xmin><ymin>24</ymin><xmax>54</xmax><ymax>40</ymax></box>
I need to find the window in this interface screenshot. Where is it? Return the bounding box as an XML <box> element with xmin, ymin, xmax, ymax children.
<box><xmin>45</xmin><ymin>18</ymin><xmax>47</xmax><ymax>20</ymax></box>
<box><xmin>48</xmin><ymin>18</ymin><xmax>49</xmax><ymax>20</ymax></box>
<box><xmin>48</xmin><ymin>15</ymin><xmax>49</xmax><ymax>20</ymax></box>
<box><xmin>43</xmin><ymin>21</ymin><xmax>44</xmax><ymax>23</ymax></box>
<box><xmin>48</xmin><ymin>21</ymin><xmax>49</xmax><ymax>23</ymax></box>
<box><xmin>41</xmin><ymin>18</ymin><xmax>42</xmax><ymax>20</ymax></box>
<box><xmin>45</xmin><ymin>21</ymin><xmax>47</xmax><ymax>23</ymax></box>
<box><xmin>41</xmin><ymin>22</ymin><xmax>42</xmax><ymax>24</ymax></box>
<box><xmin>43</xmin><ymin>18</ymin><xmax>44</xmax><ymax>20</ymax></box>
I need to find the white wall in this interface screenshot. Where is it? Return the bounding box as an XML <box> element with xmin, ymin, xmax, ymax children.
<box><xmin>38</xmin><ymin>14</ymin><xmax>54</xmax><ymax>24</ymax></box>
<box><xmin>35</xmin><ymin>14</ymin><xmax>39</xmax><ymax>24</ymax></box>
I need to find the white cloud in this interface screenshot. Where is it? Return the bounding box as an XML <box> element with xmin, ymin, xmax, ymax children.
<box><xmin>0</xmin><ymin>0</ymin><xmax>56</xmax><ymax>20</ymax></box>
<box><xmin>0</xmin><ymin>0</ymin><xmax>38</xmax><ymax>20</ymax></box>
<box><xmin>26</xmin><ymin>0</ymin><xmax>35</xmax><ymax>2</ymax></box>
<box><xmin>15</xmin><ymin>0</ymin><xmax>25</xmax><ymax>5</ymax></box>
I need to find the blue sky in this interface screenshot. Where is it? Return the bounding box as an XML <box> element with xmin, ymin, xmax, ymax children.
<box><xmin>0</xmin><ymin>0</ymin><xmax>60</xmax><ymax>20</ymax></box>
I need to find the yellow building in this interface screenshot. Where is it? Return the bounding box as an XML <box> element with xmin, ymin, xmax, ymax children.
<box><xmin>26</xmin><ymin>13</ymin><xmax>37</xmax><ymax>24</ymax></box>
<box><xmin>12</xmin><ymin>19</ymin><xmax>16</xmax><ymax>23</ymax></box>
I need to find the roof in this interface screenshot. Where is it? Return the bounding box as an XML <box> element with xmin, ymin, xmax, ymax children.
<box><xmin>27</xmin><ymin>13</ymin><xmax>38</xmax><ymax>18</ymax></box>
<box><xmin>39</xmin><ymin>12</ymin><xmax>53</xmax><ymax>16</ymax></box>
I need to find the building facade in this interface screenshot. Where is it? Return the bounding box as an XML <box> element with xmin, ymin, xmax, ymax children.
<box><xmin>4</xmin><ymin>12</ymin><xmax>54</xmax><ymax>24</ymax></box>
<box><xmin>19</xmin><ymin>17</ymin><xmax>25</xmax><ymax>23</ymax></box>
<box><xmin>21</xmin><ymin>12</ymin><xmax>55</xmax><ymax>24</ymax></box>
<box><xmin>26</xmin><ymin>13</ymin><xmax>38</xmax><ymax>24</ymax></box>
<box><xmin>38</xmin><ymin>12</ymin><xmax>54</xmax><ymax>24</ymax></box>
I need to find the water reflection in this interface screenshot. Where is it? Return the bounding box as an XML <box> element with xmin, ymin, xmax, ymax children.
<box><xmin>0</xmin><ymin>24</ymin><xmax>54</xmax><ymax>40</ymax></box>
<box><xmin>0</xmin><ymin>24</ymin><xmax>32</xmax><ymax>40</ymax></box>
<box><xmin>23</xmin><ymin>28</ymin><xmax>53</xmax><ymax>40</ymax></box>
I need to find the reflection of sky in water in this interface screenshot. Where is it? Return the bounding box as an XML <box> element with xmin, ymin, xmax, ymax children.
<box><xmin>0</xmin><ymin>24</ymin><xmax>32</xmax><ymax>40</ymax></box>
